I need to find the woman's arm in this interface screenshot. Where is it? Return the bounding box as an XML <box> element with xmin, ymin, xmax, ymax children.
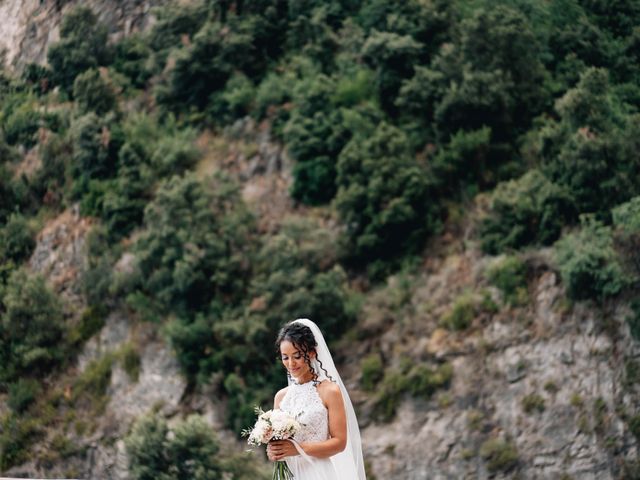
<box><xmin>298</xmin><ymin>381</ymin><xmax>347</xmax><ymax>458</ymax></box>
<box><xmin>274</xmin><ymin>387</ymin><xmax>288</xmax><ymax>409</ymax></box>
<box><xmin>269</xmin><ymin>382</ymin><xmax>348</xmax><ymax>461</ymax></box>
<box><xmin>267</xmin><ymin>388</ymin><xmax>289</xmax><ymax>462</ymax></box>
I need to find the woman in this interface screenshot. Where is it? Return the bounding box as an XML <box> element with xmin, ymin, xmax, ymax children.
<box><xmin>267</xmin><ymin>318</ymin><xmax>366</xmax><ymax>480</ymax></box>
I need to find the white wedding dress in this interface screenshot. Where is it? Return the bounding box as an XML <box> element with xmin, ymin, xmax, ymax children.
<box><xmin>280</xmin><ymin>380</ymin><xmax>339</xmax><ymax>479</ymax></box>
<box><xmin>278</xmin><ymin>319</ymin><xmax>366</xmax><ymax>480</ymax></box>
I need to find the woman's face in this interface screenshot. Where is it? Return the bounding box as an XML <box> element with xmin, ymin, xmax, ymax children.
<box><xmin>280</xmin><ymin>340</ymin><xmax>314</xmax><ymax>382</ymax></box>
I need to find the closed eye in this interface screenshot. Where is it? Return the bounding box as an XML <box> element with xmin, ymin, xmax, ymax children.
<box><xmin>281</xmin><ymin>354</ymin><xmax>303</xmax><ymax>361</ymax></box>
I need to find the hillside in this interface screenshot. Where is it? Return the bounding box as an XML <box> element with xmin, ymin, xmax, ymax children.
<box><xmin>0</xmin><ymin>0</ymin><xmax>639</xmax><ymax>479</ymax></box>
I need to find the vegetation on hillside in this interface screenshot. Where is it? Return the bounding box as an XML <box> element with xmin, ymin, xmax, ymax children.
<box><xmin>1</xmin><ymin>0</ymin><xmax>639</xmax><ymax>475</ymax></box>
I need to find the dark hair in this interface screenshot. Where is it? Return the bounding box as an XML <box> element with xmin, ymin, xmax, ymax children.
<box><xmin>276</xmin><ymin>322</ymin><xmax>335</xmax><ymax>385</ymax></box>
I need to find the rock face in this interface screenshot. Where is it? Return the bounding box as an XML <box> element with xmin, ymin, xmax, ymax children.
<box><xmin>28</xmin><ymin>205</ymin><xmax>93</xmax><ymax>308</ymax></box>
<box><xmin>80</xmin><ymin>319</ymin><xmax>187</xmax><ymax>480</ymax></box>
<box><xmin>0</xmin><ymin>0</ymin><xmax>168</xmax><ymax>70</ymax></box>
<box><xmin>356</xmin><ymin>252</ymin><xmax>639</xmax><ymax>479</ymax></box>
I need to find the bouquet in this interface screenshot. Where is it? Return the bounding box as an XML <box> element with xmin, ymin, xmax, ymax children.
<box><xmin>242</xmin><ymin>407</ymin><xmax>302</xmax><ymax>480</ymax></box>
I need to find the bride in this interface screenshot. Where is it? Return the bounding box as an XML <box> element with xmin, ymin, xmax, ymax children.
<box><xmin>266</xmin><ymin>319</ymin><xmax>366</xmax><ymax>480</ymax></box>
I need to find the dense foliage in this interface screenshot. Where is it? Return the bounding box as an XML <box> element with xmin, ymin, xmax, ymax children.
<box><xmin>125</xmin><ymin>413</ymin><xmax>267</xmax><ymax>479</ymax></box>
<box><xmin>1</xmin><ymin>0</ymin><xmax>640</xmax><ymax>473</ymax></box>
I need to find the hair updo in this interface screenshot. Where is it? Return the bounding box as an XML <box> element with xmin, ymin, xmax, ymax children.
<box><xmin>276</xmin><ymin>322</ymin><xmax>335</xmax><ymax>384</ymax></box>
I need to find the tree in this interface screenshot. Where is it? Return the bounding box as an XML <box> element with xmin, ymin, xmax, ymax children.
<box><xmin>537</xmin><ymin>68</ymin><xmax>640</xmax><ymax>216</ymax></box>
<box><xmin>47</xmin><ymin>7</ymin><xmax>112</xmax><ymax>94</ymax></box>
<box><xmin>361</xmin><ymin>30</ymin><xmax>423</xmax><ymax>115</ymax></box>
<box><xmin>0</xmin><ymin>213</ymin><xmax>35</xmax><ymax>264</ymax></box>
<box><xmin>69</xmin><ymin>112</ymin><xmax>123</xmax><ymax>200</ymax></box>
<box><xmin>131</xmin><ymin>172</ymin><xmax>255</xmax><ymax>316</ymax></box>
<box><xmin>0</xmin><ymin>269</ymin><xmax>65</xmax><ymax>381</ymax></box>
<box><xmin>157</xmin><ymin>21</ymin><xmax>256</xmax><ymax>113</ymax></box>
<box><xmin>72</xmin><ymin>69</ymin><xmax>117</xmax><ymax>115</ymax></box>
<box><xmin>480</xmin><ymin>169</ymin><xmax>576</xmax><ymax>254</ymax></box>
<box><xmin>125</xmin><ymin>413</ymin><xmax>263</xmax><ymax>480</ymax></box>
<box><xmin>555</xmin><ymin>215</ymin><xmax>628</xmax><ymax>301</ymax></box>
<box><xmin>335</xmin><ymin>121</ymin><xmax>437</xmax><ymax>275</ymax></box>
<box><xmin>112</xmin><ymin>34</ymin><xmax>153</xmax><ymax>89</ymax></box>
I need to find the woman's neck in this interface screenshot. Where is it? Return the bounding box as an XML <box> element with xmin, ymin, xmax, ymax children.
<box><xmin>294</xmin><ymin>371</ymin><xmax>314</xmax><ymax>384</ymax></box>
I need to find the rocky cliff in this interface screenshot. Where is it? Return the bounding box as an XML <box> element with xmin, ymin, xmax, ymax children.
<box><xmin>0</xmin><ymin>0</ymin><xmax>167</xmax><ymax>71</ymax></box>
<box><xmin>354</xmin><ymin>249</ymin><xmax>639</xmax><ymax>479</ymax></box>
<box><xmin>6</xmin><ymin>119</ymin><xmax>637</xmax><ymax>479</ymax></box>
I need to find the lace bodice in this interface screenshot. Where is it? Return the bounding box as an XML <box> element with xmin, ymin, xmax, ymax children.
<box><xmin>280</xmin><ymin>381</ymin><xmax>330</xmax><ymax>443</ymax></box>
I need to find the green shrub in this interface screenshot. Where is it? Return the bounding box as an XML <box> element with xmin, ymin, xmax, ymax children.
<box><xmin>69</xmin><ymin>112</ymin><xmax>123</xmax><ymax>200</ymax></box>
<box><xmin>0</xmin><ymin>269</ymin><xmax>66</xmax><ymax>381</ymax></box>
<box><xmin>361</xmin><ymin>30</ymin><xmax>422</xmax><ymax>115</ymax></box>
<box><xmin>208</xmin><ymin>72</ymin><xmax>256</xmax><ymax>123</ymax></box>
<box><xmin>554</xmin><ymin>215</ymin><xmax>628</xmax><ymax>301</ymax></box>
<box><xmin>222</xmin><ymin>372</ymin><xmax>259</xmax><ymax>434</ymax></box>
<box><xmin>0</xmin><ymin>413</ymin><xmax>42</xmax><ymax>470</ymax></box>
<box><xmin>21</xmin><ymin>63</ymin><xmax>52</xmax><ymax>95</ymax></box>
<box><xmin>409</xmin><ymin>363</ymin><xmax>453</xmax><ymax>397</ymax></box>
<box><xmin>284</xmin><ymin>75</ymin><xmax>349</xmax><ymax>205</ymax></box>
<box><xmin>372</xmin><ymin>369</ymin><xmax>410</xmax><ymax>422</ymax></box>
<box><xmin>612</xmin><ymin>196</ymin><xmax>640</xmax><ymax>282</ymax></box>
<box><xmin>537</xmin><ymin>70</ymin><xmax>640</xmax><ymax>217</ymax></box>
<box><xmin>331</xmin><ymin>68</ymin><xmax>376</xmax><ymax>108</ymax></box>
<box><xmin>254</xmin><ymin>71</ymin><xmax>293</xmax><ymax>119</ymax></box>
<box><xmin>31</xmin><ymin>132</ymin><xmax>70</xmax><ymax>205</ymax></box>
<box><xmin>624</xmin><ymin>358</ymin><xmax>640</xmax><ymax>387</ymax></box>
<box><xmin>522</xmin><ymin>393</ymin><xmax>545</xmax><ymax>413</ymax></box>
<box><xmin>112</xmin><ymin>34</ymin><xmax>153</xmax><ymax>89</ymax></box>
<box><xmin>544</xmin><ymin>381</ymin><xmax>559</xmax><ymax>393</ymax></box>
<box><xmin>480</xmin><ymin>438</ymin><xmax>519</xmax><ymax>473</ymax></box>
<box><xmin>242</xmin><ymin>217</ymin><xmax>355</xmax><ymax>341</ymax></box>
<box><xmin>124</xmin><ymin>412</ymin><xmax>170</xmax><ymax>480</ymax></box>
<box><xmin>627</xmin><ymin>300</ymin><xmax>640</xmax><ymax>341</ymax></box>
<box><xmin>441</xmin><ymin>293</ymin><xmax>476</xmax><ymax>331</ymax></box>
<box><xmin>373</xmin><ymin>361</ymin><xmax>453</xmax><ymax>421</ymax></box>
<box><xmin>2</xmin><ymin>97</ymin><xmax>41</xmax><ymax>147</ymax></box>
<box><xmin>132</xmin><ymin>172</ymin><xmax>255</xmax><ymax>316</ymax></box>
<box><xmin>629</xmin><ymin>414</ymin><xmax>640</xmax><ymax>440</ymax></box>
<box><xmin>118</xmin><ymin>343</ymin><xmax>141</xmax><ymax>382</ymax></box>
<box><xmin>80</xmin><ymin>226</ymin><xmax>116</xmax><ymax>305</ymax></box>
<box><xmin>335</xmin><ymin>121</ymin><xmax>437</xmax><ymax>275</ymax></box>
<box><xmin>47</xmin><ymin>6</ymin><xmax>112</xmax><ymax>94</ymax></box>
<box><xmin>73</xmin><ymin>353</ymin><xmax>114</xmax><ymax>405</ymax></box>
<box><xmin>0</xmin><ymin>213</ymin><xmax>36</xmax><ymax>264</ymax></box>
<box><xmin>125</xmin><ymin>412</ymin><xmax>263</xmax><ymax>480</ymax></box>
<box><xmin>7</xmin><ymin>379</ymin><xmax>42</xmax><ymax>413</ymax></box>
<box><xmin>69</xmin><ymin>305</ymin><xmax>107</xmax><ymax>347</ymax></box>
<box><xmin>613</xmin><ymin>196</ymin><xmax>640</xmax><ymax>233</ymax></box>
<box><xmin>156</xmin><ymin>21</ymin><xmax>257</xmax><ymax>114</ymax></box>
<box><xmin>486</xmin><ymin>256</ymin><xmax>528</xmax><ymax>307</ymax></box>
<box><xmin>360</xmin><ymin>353</ymin><xmax>384</xmax><ymax>391</ymax></box>
<box><xmin>480</xmin><ymin>170</ymin><xmax>576</xmax><ymax>254</ymax></box>
<box><xmin>147</xmin><ymin>2</ymin><xmax>209</xmax><ymax>72</ymax></box>
<box><xmin>149</xmin><ymin>128</ymin><xmax>200</xmax><ymax>177</ymax></box>
<box><xmin>73</xmin><ymin>68</ymin><xmax>117</xmax><ymax>115</ymax></box>
<box><xmin>431</xmin><ymin>127</ymin><xmax>495</xmax><ymax>198</ymax></box>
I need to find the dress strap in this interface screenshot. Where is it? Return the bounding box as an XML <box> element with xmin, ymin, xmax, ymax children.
<box><xmin>289</xmin><ymin>439</ymin><xmax>314</xmax><ymax>464</ymax></box>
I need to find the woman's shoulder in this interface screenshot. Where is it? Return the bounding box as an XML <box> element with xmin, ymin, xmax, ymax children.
<box><xmin>316</xmin><ymin>380</ymin><xmax>342</xmax><ymax>402</ymax></box>
<box><xmin>274</xmin><ymin>386</ymin><xmax>289</xmax><ymax>408</ymax></box>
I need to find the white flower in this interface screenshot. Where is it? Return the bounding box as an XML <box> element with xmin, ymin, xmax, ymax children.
<box><xmin>242</xmin><ymin>407</ymin><xmax>301</xmax><ymax>445</ymax></box>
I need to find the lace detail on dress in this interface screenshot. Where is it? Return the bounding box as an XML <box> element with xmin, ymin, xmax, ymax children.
<box><xmin>280</xmin><ymin>381</ymin><xmax>329</xmax><ymax>443</ymax></box>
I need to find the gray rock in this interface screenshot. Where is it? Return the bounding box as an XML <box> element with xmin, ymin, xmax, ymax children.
<box><xmin>0</xmin><ymin>0</ymin><xmax>169</xmax><ymax>71</ymax></box>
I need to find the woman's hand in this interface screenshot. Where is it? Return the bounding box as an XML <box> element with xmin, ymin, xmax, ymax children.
<box><xmin>267</xmin><ymin>440</ymin><xmax>299</xmax><ymax>462</ymax></box>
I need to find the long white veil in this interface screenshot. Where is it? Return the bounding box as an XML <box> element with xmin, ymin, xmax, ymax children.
<box><xmin>290</xmin><ymin>318</ymin><xmax>366</xmax><ymax>480</ymax></box>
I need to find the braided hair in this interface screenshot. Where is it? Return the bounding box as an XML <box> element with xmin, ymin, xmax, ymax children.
<box><xmin>276</xmin><ymin>322</ymin><xmax>335</xmax><ymax>385</ymax></box>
